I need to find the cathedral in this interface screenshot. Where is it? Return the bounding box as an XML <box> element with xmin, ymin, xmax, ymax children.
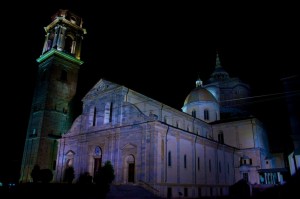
<box><xmin>20</xmin><ymin>9</ymin><xmax>288</xmax><ymax>198</ymax></box>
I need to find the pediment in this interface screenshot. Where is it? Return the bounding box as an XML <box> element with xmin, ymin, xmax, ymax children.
<box><xmin>82</xmin><ymin>78</ymin><xmax>121</xmax><ymax>100</ymax></box>
<box><xmin>66</xmin><ymin>150</ymin><xmax>75</xmax><ymax>156</ymax></box>
<box><xmin>121</xmin><ymin>143</ymin><xmax>137</xmax><ymax>150</ymax></box>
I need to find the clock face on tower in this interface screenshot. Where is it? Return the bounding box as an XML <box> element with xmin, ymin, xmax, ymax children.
<box><xmin>95</xmin><ymin>146</ymin><xmax>101</xmax><ymax>156</ymax></box>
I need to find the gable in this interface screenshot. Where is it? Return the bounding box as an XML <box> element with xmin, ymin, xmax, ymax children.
<box><xmin>82</xmin><ymin>78</ymin><xmax>121</xmax><ymax>101</ymax></box>
<box><xmin>121</xmin><ymin>143</ymin><xmax>137</xmax><ymax>150</ymax></box>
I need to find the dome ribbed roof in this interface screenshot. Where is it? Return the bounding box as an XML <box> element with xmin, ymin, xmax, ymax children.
<box><xmin>184</xmin><ymin>87</ymin><xmax>217</xmax><ymax>105</ymax></box>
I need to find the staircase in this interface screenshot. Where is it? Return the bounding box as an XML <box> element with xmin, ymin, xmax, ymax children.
<box><xmin>106</xmin><ymin>184</ymin><xmax>163</xmax><ymax>199</ymax></box>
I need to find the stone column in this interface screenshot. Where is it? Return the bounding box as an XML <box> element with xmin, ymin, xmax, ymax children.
<box><xmin>42</xmin><ymin>33</ymin><xmax>50</xmax><ymax>54</ymax></box>
<box><xmin>57</xmin><ymin>26</ymin><xmax>66</xmax><ymax>51</ymax></box>
<box><xmin>71</xmin><ymin>40</ymin><xmax>76</xmax><ymax>54</ymax></box>
<box><xmin>75</xmin><ymin>34</ymin><xmax>82</xmax><ymax>59</ymax></box>
<box><xmin>52</xmin><ymin>26</ymin><xmax>59</xmax><ymax>48</ymax></box>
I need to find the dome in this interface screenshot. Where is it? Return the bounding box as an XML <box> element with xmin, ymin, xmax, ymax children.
<box><xmin>184</xmin><ymin>87</ymin><xmax>217</xmax><ymax>105</ymax></box>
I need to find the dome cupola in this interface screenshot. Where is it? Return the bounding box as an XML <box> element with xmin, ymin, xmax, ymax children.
<box><xmin>182</xmin><ymin>78</ymin><xmax>220</xmax><ymax>122</ymax></box>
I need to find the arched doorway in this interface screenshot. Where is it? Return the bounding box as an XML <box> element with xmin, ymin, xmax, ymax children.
<box><xmin>125</xmin><ymin>155</ymin><xmax>135</xmax><ymax>183</ymax></box>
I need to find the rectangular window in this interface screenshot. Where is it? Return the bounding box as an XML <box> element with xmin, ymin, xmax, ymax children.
<box><xmin>209</xmin><ymin>159</ymin><xmax>211</xmax><ymax>172</ymax></box>
<box><xmin>104</xmin><ymin>102</ymin><xmax>112</xmax><ymax>124</ymax></box>
<box><xmin>218</xmin><ymin>132</ymin><xmax>224</xmax><ymax>144</ymax></box>
<box><xmin>93</xmin><ymin>107</ymin><xmax>97</xmax><ymax>126</ymax></box>
<box><xmin>228</xmin><ymin>163</ymin><xmax>230</xmax><ymax>174</ymax></box>
<box><xmin>204</xmin><ymin>110</ymin><xmax>209</xmax><ymax>120</ymax></box>
<box><xmin>192</xmin><ymin>110</ymin><xmax>196</xmax><ymax>118</ymax></box>
<box><xmin>198</xmin><ymin>157</ymin><xmax>200</xmax><ymax>171</ymax></box>
<box><xmin>109</xmin><ymin>103</ymin><xmax>113</xmax><ymax>122</ymax></box>
<box><xmin>219</xmin><ymin>161</ymin><xmax>221</xmax><ymax>173</ymax></box>
<box><xmin>184</xmin><ymin>155</ymin><xmax>187</xmax><ymax>168</ymax></box>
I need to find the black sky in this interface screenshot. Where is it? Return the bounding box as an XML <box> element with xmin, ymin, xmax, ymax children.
<box><xmin>1</xmin><ymin>2</ymin><xmax>299</xmax><ymax>180</ymax></box>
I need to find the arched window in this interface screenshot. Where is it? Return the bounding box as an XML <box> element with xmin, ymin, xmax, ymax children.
<box><xmin>204</xmin><ymin>109</ymin><xmax>209</xmax><ymax>120</ymax></box>
<box><xmin>192</xmin><ymin>109</ymin><xmax>196</xmax><ymax>118</ymax></box>
<box><xmin>65</xmin><ymin>150</ymin><xmax>75</xmax><ymax>170</ymax></box>
<box><xmin>64</xmin><ymin>35</ymin><xmax>73</xmax><ymax>54</ymax></box>
<box><xmin>70</xmin><ymin>16</ymin><xmax>77</xmax><ymax>24</ymax></box>
<box><xmin>94</xmin><ymin>146</ymin><xmax>102</xmax><ymax>156</ymax></box>
<box><xmin>94</xmin><ymin>146</ymin><xmax>102</xmax><ymax>175</ymax></box>
<box><xmin>104</xmin><ymin>102</ymin><xmax>112</xmax><ymax>124</ymax></box>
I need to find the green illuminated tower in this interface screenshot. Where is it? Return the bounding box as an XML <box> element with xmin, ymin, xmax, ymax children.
<box><xmin>20</xmin><ymin>9</ymin><xmax>86</xmax><ymax>182</ymax></box>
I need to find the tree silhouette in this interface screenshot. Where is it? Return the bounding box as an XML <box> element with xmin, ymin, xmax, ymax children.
<box><xmin>93</xmin><ymin>160</ymin><xmax>115</xmax><ymax>196</ymax></box>
<box><xmin>30</xmin><ymin>166</ymin><xmax>53</xmax><ymax>183</ymax></box>
<box><xmin>93</xmin><ymin>161</ymin><xmax>115</xmax><ymax>185</ymax></box>
<box><xmin>30</xmin><ymin>164</ymin><xmax>40</xmax><ymax>183</ymax></box>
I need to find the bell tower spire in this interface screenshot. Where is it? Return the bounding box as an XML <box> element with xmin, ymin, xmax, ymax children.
<box><xmin>20</xmin><ymin>9</ymin><xmax>86</xmax><ymax>182</ymax></box>
<box><xmin>40</xmin><ymin>9</ymin><xmax>86</xmax><ymax>60</ymax></box>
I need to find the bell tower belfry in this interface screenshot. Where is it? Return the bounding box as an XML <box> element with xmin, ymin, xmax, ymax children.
<box><xmin>20</xmin><ymin>9</ymin><xmax>86</xmax><ymax>182</ymax></box>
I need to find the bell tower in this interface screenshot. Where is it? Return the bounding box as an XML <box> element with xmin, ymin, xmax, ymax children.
<box><xmin>20</xmin><ymin>9</ymin><xmax>86</xmax><ymax>182</ymax></box>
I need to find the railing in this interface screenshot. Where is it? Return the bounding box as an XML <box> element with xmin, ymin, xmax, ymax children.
<box><xmin>138</xmin><ymin>180</ymin><xmax>159</xmax><ymax>194</ymax></box>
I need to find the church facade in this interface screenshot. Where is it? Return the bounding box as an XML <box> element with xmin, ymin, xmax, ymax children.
<box><xmin>55</xmin><ymin>70</ymin><xmax>285</xmax><ymax>198</ymax></box>
<box><xmin>21</xmin><ymin>10</ymin><xmax>287</xmax><ymax>198</ymax></box>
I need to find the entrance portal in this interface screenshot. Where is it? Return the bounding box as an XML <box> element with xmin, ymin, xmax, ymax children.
<box><xmin>125</xmin><ymin>155</ymin><xmax>135</xmax><ymax>183</ymax></box>
<box><xmin>93</xmin><ymin>146</ymin><xmax>102</xmax><ymax>176</ymax></box>
<box><xmin>128</xmin><ymin>163</ymin><xmax>135</xmax><ymax>183</ymax></box>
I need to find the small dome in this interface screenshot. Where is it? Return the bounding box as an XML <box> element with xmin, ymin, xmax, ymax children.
<box><xmin>184</xmin><ymin>87</ymin><xmax>217</xmax><ymax>105</ymax></box>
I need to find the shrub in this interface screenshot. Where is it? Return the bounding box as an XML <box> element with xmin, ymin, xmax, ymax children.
<box><xmin>64</xmin><ymin>166</ymin><xmax>75</xmax><ymax>184</ymax></box>
<box><xmin>39</xmin><ymin>169</ymin><xmax>53</xmax><ymax>183</ymax></box>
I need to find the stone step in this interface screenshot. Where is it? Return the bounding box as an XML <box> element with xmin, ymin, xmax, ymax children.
<box><xmin>106</xmin><ymin>184</ymin><xmax>163</xmax><ymax>199</ymax></box>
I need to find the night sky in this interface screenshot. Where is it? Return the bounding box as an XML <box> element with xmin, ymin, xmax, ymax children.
<box><xmin>1</xmin><ymin>2</ymin><xmax>299</xmax><ymax>181</ymax></box>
